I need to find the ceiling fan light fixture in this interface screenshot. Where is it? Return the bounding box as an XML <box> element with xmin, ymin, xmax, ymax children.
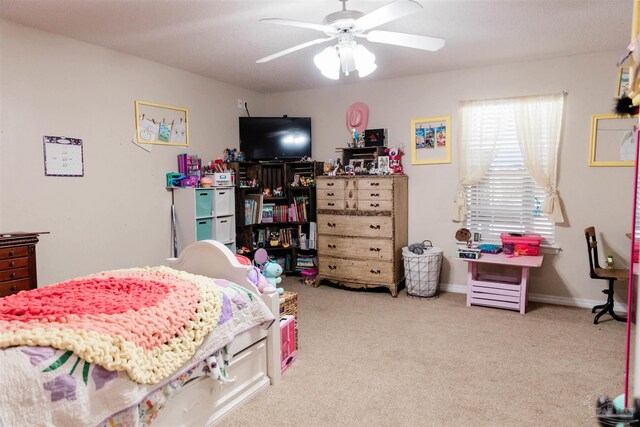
<box><xmin>353</xmin><ymin>44</ymin><xmax>376</xmax><ymax>77</ymax></box>
<box><xmin>313</xmin><ymin>46</ymin><xmax>340</xmax><ymax>80</ymax></box>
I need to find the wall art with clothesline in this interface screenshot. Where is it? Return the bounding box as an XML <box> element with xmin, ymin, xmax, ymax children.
<box><xmin>134</xmin><ymin>100</ymin><xmax>188</xmax><ymax>146</ymax></box>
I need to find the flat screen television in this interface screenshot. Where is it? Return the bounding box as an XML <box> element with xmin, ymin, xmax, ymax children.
<box><xmin>239</xmin><ymin>117</ymin><xmax>311</xmax><ymax>161</ymax></box>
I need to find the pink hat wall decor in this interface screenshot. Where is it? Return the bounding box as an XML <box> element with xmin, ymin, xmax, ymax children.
<box><xmin>346</xmin><ymin>102</ymin><xmax>369</xmax><ymax>133</ymax></box>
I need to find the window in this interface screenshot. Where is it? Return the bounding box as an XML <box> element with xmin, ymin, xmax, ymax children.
<box><xmin>456</xmin><ymin>95</ymin><xmax>565</xmax><ymax>246</ymax></box>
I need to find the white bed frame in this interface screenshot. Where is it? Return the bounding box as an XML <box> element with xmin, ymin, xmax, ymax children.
<box><xmin>156</xmin><ymin>240</ymin><xmax>281</xmax><ymax>426</ymax></box>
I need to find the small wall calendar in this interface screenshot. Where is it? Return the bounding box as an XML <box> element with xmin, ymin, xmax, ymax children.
<box><xmin>43</xmin><ymin>136</ymin><xmax>84</xmax><ymax>177</ymax></box>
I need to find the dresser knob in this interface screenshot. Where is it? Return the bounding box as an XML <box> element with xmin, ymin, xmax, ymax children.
<box><xmin>370</xmin><ymin>269</ymin><xmax>381</xmax><ymax>274</ymax></box>
<box><xmin>10</xmin><ymin>286</ymin><xmax>17</xmax><ymax>292</ymax></box>
<box><xmin>369</xmin><ymin>224</ymin><xmax>381</xmax><ymax>229</ymax></box>
<box><xmin>9</xmin><ymin>262</ymin><xmax>15</xmax><ymax>267</ymax></box>
<box><xmin>8</xmin><ymin>251</ymin><xmax>14</xmax><ymax>257</ymax></box>
<box><xmin>327</xmin><ymin>244</ymin><xmax>336</xmax><ymax>249</ymax></box>
<box><xmin>370</xmin><ymin>193</ymin><xmax>379</xmax><ymax>197</ymax></box>
<box><xmin>370</xmin><ymin>182</ymin><xmax>379</xmax><ymax>186</ymax></box>
<box><xmin>370</xmin><ymin>203</ymin><xmax>379</xmax><ymax>208</ymax></box>
<box><xmin>328</xmin><ymin>223</ymin><xmax>336</xmax><ymax>227</ymax></box>
<box><xmin>328</xmin><ymin>265</ymin><xmax>337</xmax><ymax>270</ymax></box>
<box><xmin>327</xmin><ymin>192</ymin><xmax>334</xmax><ymax>196</ymax></box>
<box><xmin>9</xmin><ymin>273</ymin><xmax>16</xmax><ymax>278</ymax></box>
<box><xmin>327</xmin><ymin>183</ymin><xmax>334</xmax><ymax>187</ymax></box>
<box><xmin>369</xmin><ymin>247</ymin><xmax>381</xmax><ymax>252</ymax></box>
<box><xmin>328</xmin><ymin>202</ymin><xmax>335</xmax><ymax>206</ymax></box>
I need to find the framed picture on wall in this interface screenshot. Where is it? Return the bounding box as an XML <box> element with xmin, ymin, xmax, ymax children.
<box><xmin>589</xmin><ymin>113</ymin><xmax>637</xmax><ymax>167</ymax></box>
<box><xmin>617</xmin><ymin>66</ymin><xmax>631</xmax><ymax>97</ymax></box>
<box><xmin>411</xmin><ymin>116</ymin><xmax>452</xmax><ymax>165</ymax></box>
<box><xmin>134</xmin><ymin>100</ymin><xmax>189</xmax><ymax>146</ymax></box>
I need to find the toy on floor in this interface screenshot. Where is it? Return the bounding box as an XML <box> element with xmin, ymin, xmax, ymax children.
<box><xmin>263</xmin><ymin>260</ymin><xmax>284</xmax><ymax>294</ymax></box>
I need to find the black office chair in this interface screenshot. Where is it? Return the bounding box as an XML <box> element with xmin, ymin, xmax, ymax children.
<box><xmin>584</xmin><ymin>226</ymin><xmax>629</xmax><ymax>324</ymax></box>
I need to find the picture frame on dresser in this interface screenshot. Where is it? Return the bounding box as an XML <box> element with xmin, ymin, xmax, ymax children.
<box><xmin>410</xmin><ymin>116</ymin><xmax>452</xmax><ymax>165</ymax></box>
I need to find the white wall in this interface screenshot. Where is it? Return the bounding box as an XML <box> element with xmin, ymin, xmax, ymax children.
<box><xmin>264</xmin><ymin>51</ymin><xmax>634</xmax><ymax>305</ymax></box>
<box><xmin>0</xmin><ymin>17</ymin><xmax>633</xmax><ymax>306</ymax></box>
<box><xmin>0</xmin><ymin>20</ymin><xmax>265</xmax><ymax>285</ymax></box>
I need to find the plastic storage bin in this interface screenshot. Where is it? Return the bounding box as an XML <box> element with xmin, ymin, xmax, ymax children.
<box><xmin>402</xmin><ymin>245</ymin><xmax>444</xmax><ymax>298</ymax></box>
<box><xmin>500</xmin><ymin>233</ymin><xmax>542</xmax><ymax>256</ymax></box>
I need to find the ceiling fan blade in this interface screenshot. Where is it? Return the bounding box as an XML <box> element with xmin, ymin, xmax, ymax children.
<box><xmin>365</xmin><ymin>30</ymin><xmax>445</xmax><ymax>51</ymax></box>
<box><xmin>259</xmin><ymin>18</ymin><xmax>337</xmax><ymax>34</ymax></box>
<box><xmin>354</xmin><ymin>0</ymin><xmax>422</xmax><ymax>31</ymax></box>
<box><xmin>256</xmin><ymin>36</ymin><xmax>336</xmax><ymax>63</ymax></box>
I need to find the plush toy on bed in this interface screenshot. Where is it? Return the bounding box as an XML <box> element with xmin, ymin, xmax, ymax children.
<box><xmin>263</xmin><ymin>260</ymin><xmax>284</xmax><ymax>294</ymax></box>
<box><xmin>246</xmin><ymin>266</ymin><xmax>274</xmax><ymax>294</ymax></box>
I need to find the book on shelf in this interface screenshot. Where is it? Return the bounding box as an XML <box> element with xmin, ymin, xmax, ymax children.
<box><xmin>261</xmin><ymin>203</ymin><xmax>275</xmax><ymax>223</ymax></box>
<box><xmin>244</xmin><ymin>194</ymin><xmax>263</xmax><ymax>225</ymax></box>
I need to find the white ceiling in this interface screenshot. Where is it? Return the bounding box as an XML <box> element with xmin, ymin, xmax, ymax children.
<box><xmin>0</xmin><ymin>0</ymin><xmax>634</xmax><ymax>94</ymax></box>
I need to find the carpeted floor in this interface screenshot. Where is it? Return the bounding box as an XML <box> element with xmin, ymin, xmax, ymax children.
<box><xmin>219</xmin><ymin>277</ymin><xmax>631</xmax><ymax>426</ymax></box>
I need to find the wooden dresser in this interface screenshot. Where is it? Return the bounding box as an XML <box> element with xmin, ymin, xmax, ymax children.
<box><xmin>315</xmin><ymin>175</ymin><xmax>408</xmax><ymax>297</ymax></box>
<box><xmin>0</xmin><ymin>233</ymin><xmax>45</xmax><ymax>297</ymax></box>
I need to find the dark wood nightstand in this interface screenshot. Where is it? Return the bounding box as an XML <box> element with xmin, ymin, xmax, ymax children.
<box><xmin>0</xmin><ymin>232</ymin><xmax>48</xmax><ymax>297</ymax></box>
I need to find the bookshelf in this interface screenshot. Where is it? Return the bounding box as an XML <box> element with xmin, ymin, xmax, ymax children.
<box><xmin>231</xmin><ymin>160</ymin><xmax>323</xmax><ymax>274</ymax></box>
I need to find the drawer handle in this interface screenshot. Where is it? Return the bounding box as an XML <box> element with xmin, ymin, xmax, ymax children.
<box><xmin>370</xmin><ymin>203</ymin><xmax>379</xmax><ymax>208</ymax></box>
<box><xmin>328</xmin><ymin>265</ymin><xmax>337</xmax><ymax>270</ymax></box>
<box><xmin>327</xmin><ymin>183</ymin><xmax>334</xmax><ymax>187</ymax></box>
<box><xmin>8</xmin><ymin>251</ymin><xmax>14</xmax><ymax>257</ymax></box>
<box><xmin>9</xmin><ymin>262</ymin><xmax>15</xmax><ymax>267</ymax></box>
<box><xmin>199</xmin><ymin>192</ymin><xmax>208</xmax><ymax>196</ymax></box>
<box><xmin>327</xmin><ymin>244</ymin><xmax>336</xmax><ymax>249</ymax></box>
<box><xmin>219</xmin><ymin>192</ymin><xmax>226</xmax><ymax>195</ymax></box>
<box><xmin>369</xmin><ymin>224</ymin><xmax>381</xmax><ymax>229</ymax></box>
<box><xmin>369</xmin><ymin>247</ymin><xmax>381</xmax><ymax>252</ymax></box>
<box><xmin>327</xmin><ymin>192</ymin><xmax>334</xmax><ymax>196</ymax></box>
<box><xmin>370</xmin><ymin>269</ymin><xmax>381</xmax><ymax>274</ymax></box>
<box><xmin>328</xmin><ymin>202</ymin><xmax>335</xmax><ymax>206</ymax></box>
<box><xmin>9</xmin><ymin>273</ymin><xmax>16</xmax><ymax>278</ymax></box>
<box><xmin>370</xmin><ymin>182</ymin><xmax>379</xmax><ymax>186</ymax></box>
<box><xmin>198</xmin><ymin>221</ymin><xmax>207</xmax><ymax>225</ymax></box>
<box><xmin>328</xmin><ymin>222</ymin><xmax>336</xmax><ymax>228</ymax></box>
<box><xmin>10</xmin><ymin>286</ymin><xmax>17</xmax><ymax>292</ymax></box>
<box><xmin>370</xmin><ymin>193</ymin><xmax>379</xmax><ymax>197</ymax></box>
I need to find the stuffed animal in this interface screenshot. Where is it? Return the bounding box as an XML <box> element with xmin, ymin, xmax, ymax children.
<box><xmin>385</xmin><ymin>146</ymin><xmax>404</xmax><ymax>174</ymax></box>
<box><xmin>263</xmin><ymin>260</ymin><xmax>284</xmax><ymax>294</ymax></box>
<box><xmin>246</xmin><ymin>266</ymin><xmax>273</xmax><ymax>294</ymax></box>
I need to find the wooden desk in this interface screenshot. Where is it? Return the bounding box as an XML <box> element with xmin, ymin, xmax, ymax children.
<box><xmin>461</xmin><ymin>253</ymin><xmax>544</xmax><ymax>314</ymax></box>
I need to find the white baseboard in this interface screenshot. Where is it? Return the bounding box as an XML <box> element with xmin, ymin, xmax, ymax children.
<box><xmin>440</xmin><ymin>283</ymin><xmax>629</xmax><ymax>314</ymax></box>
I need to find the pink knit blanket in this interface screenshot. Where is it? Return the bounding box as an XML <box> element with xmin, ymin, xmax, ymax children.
<box><xmin>0</xmin><ymin>266</ymin><xmax>224</xmax><ymax>384</ymax></box>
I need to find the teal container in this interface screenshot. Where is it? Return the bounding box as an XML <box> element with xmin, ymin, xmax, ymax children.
<box><xmin>195</xmin><ymin>189</ymin><xmax>213</xmax><ymax>218</ymax></box>
<box><xmin>196</xmin><ymin>219</ymin><xmax>212</xmax><ymax>241</ymax></box>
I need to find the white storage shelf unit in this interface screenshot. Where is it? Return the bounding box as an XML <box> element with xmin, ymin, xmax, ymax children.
<box><xmin>173</xmin><ymin>187</ymin><xmax>236</xmax><ymax>254</ymax></box>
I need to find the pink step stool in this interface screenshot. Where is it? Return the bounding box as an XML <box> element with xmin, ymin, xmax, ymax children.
<box><xmin>280</xmin><ymin>315</ymin><xmax>297</xmax><ymax>373</ymax></box>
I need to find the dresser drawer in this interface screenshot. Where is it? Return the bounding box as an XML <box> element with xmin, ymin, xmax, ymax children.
<box><xmin>0</xmin><ymin>278</ymin><xmax>31</xmax><ymax>297</ymax></box>
<box><xmin>0</xmin><ymin>256</ymin><xmax>29</xmax><ymax>271</ymax></box>
<box><xmin>0</xmin><ymin>246</ymin><xmax>29</xmax><ymax>260</ymax></box>
<box><xmin>0</xmin><ymin>267</ymin><xmax>30</xmax><ymax>282</ymax></box>
<box><xmin>317</xmin><ymin>199</ymin><xmax>345</xmax><ymax>210</ymax></box>
<box><xmin>357</xmin><ymin>199</ymin><xmax>394</xmax><ymax>212</ymax></box>
<box><xmin>318</xmin><ymin>214</ymin><xmax>393</xmax><ymax>238</ymax></box>
<box><xmin>357</xmin><ymin>178</ymin><xmax>393</xmax><ymax>190</ymax></box>
<box><xmin>357</xmin><ymin>189</ymin><xmax>393</xmax><ymax>201</ymax></box>
<box><xmin>319</xmin><ymin>257</ymin><xmax>394</xmax><ymax>284</ymax></box>
<box><xmin>317</xmin><ymin>189</ymin><xmax>345</xmax><ymax>200</ymax></box>
<box><xmin>316</xmin><ymin>179</ymin><xmax>345</xmax><ymax>191</ymax></box>
<box><xmin>318</xmin><ymin>236</ymin><xmax>393</xmax><ymax>261</ymax></box>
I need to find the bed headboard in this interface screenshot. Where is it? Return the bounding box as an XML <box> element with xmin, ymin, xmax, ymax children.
<box><xmin>166</xmin><ymin>240</ymin><xmax>255</xmax><ymax>291</ymax></box>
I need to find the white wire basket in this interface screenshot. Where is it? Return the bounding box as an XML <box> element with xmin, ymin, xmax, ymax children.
<box><xmin>402</xmin><ymin>245</ymin><xmax>444</xmax><ymax>298</ymax></box>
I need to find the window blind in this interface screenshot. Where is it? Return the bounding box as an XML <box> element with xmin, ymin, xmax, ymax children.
<box><xmin>463</xmin><ymin>102</ymin><xmax>555</xmax><ymax>245</ymax></box>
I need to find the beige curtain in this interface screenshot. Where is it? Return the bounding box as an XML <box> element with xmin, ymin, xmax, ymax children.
<box><xmin>452</xmin><ymin>99</ymin><xmax>507</xmax><ymax>221</ymax></box>
<box><xmin>513</xmin><ymin>94</ymin><xmax>566</xmax><ymax>223</ymax></box>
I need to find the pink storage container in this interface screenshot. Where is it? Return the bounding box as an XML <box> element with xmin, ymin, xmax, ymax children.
<box><xmin>500</xmin><ymin>233</ymin><xmax>543</xmax><ymax>256</ymax></box>
<box><xmin>280</xmin><ymin>315</ymin><xmax>297</xmax><ymax>373</ymax></box>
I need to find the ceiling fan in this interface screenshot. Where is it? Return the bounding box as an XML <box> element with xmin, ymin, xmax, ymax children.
<box><xmin>256</xmin><ymin>0</ymin><xmax>445</xmax><ymax>80</ymax></box>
